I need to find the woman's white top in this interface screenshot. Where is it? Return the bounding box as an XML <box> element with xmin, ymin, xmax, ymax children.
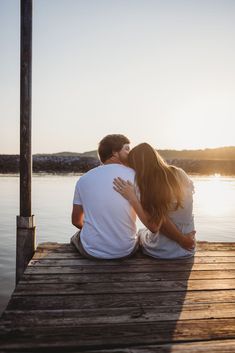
<box><xmin>139</xmin><ymin>168</ymin><xmax>195</xmax><ymax>259</ymax></box>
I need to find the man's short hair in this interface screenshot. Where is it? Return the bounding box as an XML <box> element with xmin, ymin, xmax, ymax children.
<box><xmin>98</xmin><ymin>134</ymin><xmax>130</xmax><ymax>163</ymax></box>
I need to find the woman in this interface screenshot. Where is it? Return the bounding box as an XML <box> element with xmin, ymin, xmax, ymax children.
<box><xmin>113</xmin><ymin>143</ymin><xmax>196</xmax><ymax>259</ymax></box>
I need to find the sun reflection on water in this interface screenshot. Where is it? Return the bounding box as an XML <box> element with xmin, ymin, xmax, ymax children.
<box><xmin>193</xmin><ymin>174</ymin><xmax>235</xmax><ymax>218</ymax></box>
<box><xmin>191</xmin><ymin>174</ymin><xmax>235</xmax><ymax>242</ymax></box>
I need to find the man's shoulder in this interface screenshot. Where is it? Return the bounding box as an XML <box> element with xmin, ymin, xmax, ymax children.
<box><xmin>104</xmin><ymin>164</ymin><xmax>135</xmax><ymax>177</ymax></box>
<box><xmin>118</xmin><ymin>165</ymin><xmax>135</xmax><ymax>176</ymax></box>
<box><xmin>77</xmin><ymin>165</ymin><xmax>102</xmax><ymax>181</ymax></box>
<box><xmin>85</xmin><ymin>163</ymin><xmax>134</xmax><ymax>174</ymax></box>
<box><xmin>77</xmin><ymin>164</ymin><xmax>135</xmax><ymax>185</ymax></box>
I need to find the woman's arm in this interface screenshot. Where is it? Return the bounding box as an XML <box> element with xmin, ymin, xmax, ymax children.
<box><xmin>113</xmin><ymin>177</ymin><xmax>195</xmax><ymax>250</ymax></box>
<box><xmin>161</xmin><ymin>218</ymin><xmax>196</xmax><ymax>250</ymax></box>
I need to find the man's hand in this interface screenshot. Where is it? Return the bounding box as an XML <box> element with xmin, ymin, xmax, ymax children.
<box><xmin>179</xmin><ymin>231</ymin><xmax>196</xmax><ymax>251</ymax></box>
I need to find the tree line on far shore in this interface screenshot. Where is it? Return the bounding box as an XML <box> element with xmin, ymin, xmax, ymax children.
<box><xmin>1</xmin><ymin>146</ymin><xmax>235</xmax><ymax>175</ymax></box>
<box><xmin>38</xmin><ymin>146</ymin><xmax>235</xmax><ymax>161</ymax></box>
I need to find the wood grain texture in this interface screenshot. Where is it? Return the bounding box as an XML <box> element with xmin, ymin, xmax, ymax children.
<box><xmin>1</xmin><ymin>241</ymin><xmax>235</xmax><ymax>352</ymax></box>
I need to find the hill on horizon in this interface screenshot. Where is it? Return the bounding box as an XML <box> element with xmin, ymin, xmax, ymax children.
<box><xmin>34</xmin><ymin>146</ymin><xmax>235</xmax><ymax>160</ymax></box>
<box><xmin>35</xmin><ymin>151</ymin><xmax>99</xmax><ymax>158</ymax></box>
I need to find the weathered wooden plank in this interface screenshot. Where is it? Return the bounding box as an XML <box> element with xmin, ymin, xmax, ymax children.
<box><xmin>2</xmin><ymin>339</ymin><xmax>235</xmax><ymax>353</ymax></box>
<box><xmin>28</xmin><ymin>256</ymin><xmax>235</xmax><ymax>268</ymax></box>
<box><xmin>1</xmin><ymin>319</ymin><xmax>235</xmax><ymax>350</ymax></box>
<box><xmin>36</xmin><ymin>242</ymin><xmax>73</xmax><ymax>250</ymax></box>
<box><xmin>32</xmin><ymin>250</ymin><xmax>235</xmax><ymax>261</ymax></box>
<box><xmin>71</xmin><ymin>339</ymin><xmax>235</xmax><ymax>353</ymax></box>
<box><xmin>20</xmin><ymin>270</ymin><xmax>235</xmax><ymax>284</ymax></box>
<box><xmin>36</xmin><ymin>241</ymin><xmax>235</xmax><ymax>252</ymax></box>
<box><xmin>28</xmin><ymin>258</ymin><xmax>192</xmax><ymax>266</ymax></box>
<box><xmin>3</xmin><ymin>302</ymin><xmax>235</xmax><ymax>326</ymax></box>
<box><xmin>13</xmin><ymin>278</ymin><xmax>235</xmax><ymax>295</ymax></box>
<box><xmin>7</xmin><ymin>290</ymin><xmax>235</xmax><ymax>311</ymax></box>
<box><xmin>24</xmin><ymin>262</ymin><xmax>235</xmax><ymax>274</ymax></box>
<box><xmin>196</xmin><ymin>242</ymin><xmax>235</xmax><ymax>251</ymax></box>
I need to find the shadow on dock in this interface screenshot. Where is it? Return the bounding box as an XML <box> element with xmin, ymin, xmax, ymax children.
<box><xmin>1</xmin><ymin>242</ymin><xmax>235</xmax><ymax>352</ymax></box>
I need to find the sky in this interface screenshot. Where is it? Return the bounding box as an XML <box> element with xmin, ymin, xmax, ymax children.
<box><xmin>1</xmin><ymin>0</ymin><xmax>235</xmax><ymax>154</ymax></box>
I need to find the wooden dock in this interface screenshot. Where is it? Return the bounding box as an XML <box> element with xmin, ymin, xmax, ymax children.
<box><xmin>1</xmin><ymin>241</ymin><xmax>235</xmax><ymax>352</ymax></box>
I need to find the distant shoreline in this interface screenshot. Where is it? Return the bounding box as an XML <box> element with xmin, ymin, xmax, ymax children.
<box><xmin>0</xmin><ymin>155</ymin><xmax>235</xmax><ymax>175</ymax></box>
<box><xmin>34</xmin><ymin>146</ymin><xmax>235</xmax><ymax>160</ymax></box>
<box><xmin>0</xmin><ymin>172</ymin><xmax>235</xmax><ymax>178</ymax></box>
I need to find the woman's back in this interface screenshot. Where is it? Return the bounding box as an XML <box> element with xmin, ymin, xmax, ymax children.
<box><xmin>168</xmin><ymin>168</ymin><xmax>194</xmax><ymax>224</ymax></box>
<box><xmin>140</xmin><ymin>168</ymin><xmax>195</xmax><ymax>259</ymax></box>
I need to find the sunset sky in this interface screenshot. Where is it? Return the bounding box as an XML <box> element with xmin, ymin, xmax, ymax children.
<box><xmin>1</xmin><ymin>0</ymin><xmax>235</xmax><ymax>154</ymax></box>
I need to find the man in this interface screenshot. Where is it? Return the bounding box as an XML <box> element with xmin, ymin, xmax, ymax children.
<box><xmin>71</xmin><ymin>134</ymin><xmax>138</xmax><ymax>259</ymax></box>
<box><xmin>71</xmin><ymin>134</ymin><xmax>195</xmax><ymax>259</ymax></box>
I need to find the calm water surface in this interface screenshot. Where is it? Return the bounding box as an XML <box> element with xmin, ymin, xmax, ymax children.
<box><xmin>0</xmin><ymin>174</ymin><xmax>235</xmax><ymax>314</ymax></box>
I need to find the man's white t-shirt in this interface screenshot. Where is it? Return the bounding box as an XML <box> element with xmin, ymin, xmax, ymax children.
<box><xmin>73</xmin><ymin>164</ymin><xmax>137</xmax><ymax>259</ymax></box>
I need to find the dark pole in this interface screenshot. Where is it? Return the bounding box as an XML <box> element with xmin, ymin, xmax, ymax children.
<box><xmin>20</xmin><ymin>0</ymin><xmax>32</xmax><ymax>216</ymax></box>
<box><xmin>16</xmin><ymin>0</ymin><xmax>36</xmax><ymax>284</ymax></box>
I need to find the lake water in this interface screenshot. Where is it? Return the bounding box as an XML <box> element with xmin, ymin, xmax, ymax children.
<box><xmin>0</xmin><ymin>174</ymin><xmax>235</xmax><ymax>314</ymax></box>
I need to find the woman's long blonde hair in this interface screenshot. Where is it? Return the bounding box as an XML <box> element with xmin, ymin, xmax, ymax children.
<box><xmin>128</xmin><ymin>143</ymin><xmax>183</xmax><ymax>224</ymax></box>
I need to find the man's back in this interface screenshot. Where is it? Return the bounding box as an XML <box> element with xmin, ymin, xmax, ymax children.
<box><xmin>73</xmin><ymin>164</ymin><xmax>137</xmax><ymax>258</ymax></box>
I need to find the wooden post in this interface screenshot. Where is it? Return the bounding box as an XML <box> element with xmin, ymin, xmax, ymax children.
<box><xmin>16</xmin><ymin>0</ymin><xmax>36</xmax><ymax>284</ymax></box>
